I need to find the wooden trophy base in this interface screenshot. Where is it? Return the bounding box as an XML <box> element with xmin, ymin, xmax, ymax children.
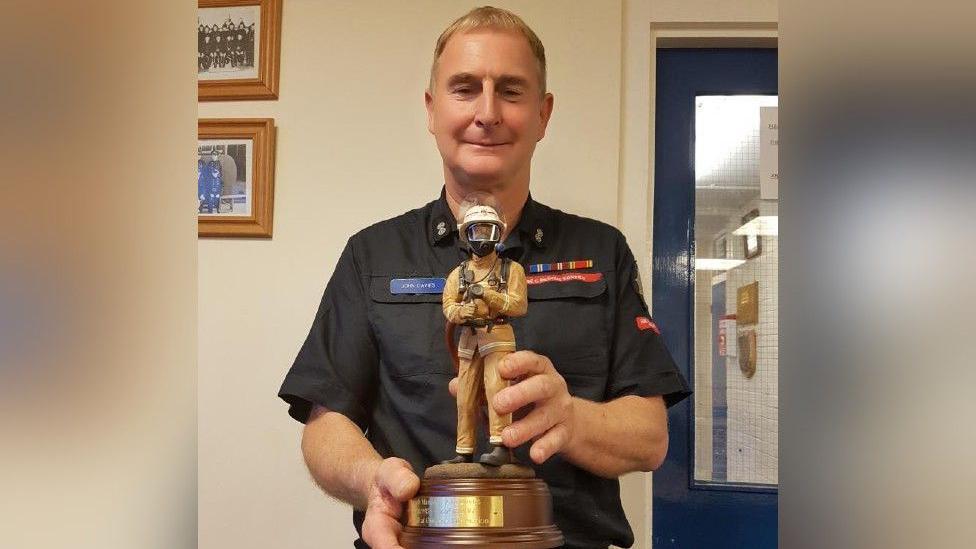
<box><xmin>400</xmin><ymin>463</ymin><xmax>563</xmax><ymax>549</ymax></box>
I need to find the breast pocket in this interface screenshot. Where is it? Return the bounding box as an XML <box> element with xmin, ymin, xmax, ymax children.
<box><xmin>368</xmin><ymin>276</ymin><xmax>454</xmax><ymax>377</ymax></box>
<box><xmin>514</xmin><ymin>274</ymin><xmax>610</xmax><ymax>396</ymax></box>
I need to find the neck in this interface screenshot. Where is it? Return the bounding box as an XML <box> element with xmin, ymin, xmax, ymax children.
<box><xmin>469</xmin><ymin>252</ymin><xmax>497</xmax><ymax>267</ymax></box>
<box><xmin>443</xmin><ymin>171</ymin><xmax>530</xmax><ymax>241</ymax></box>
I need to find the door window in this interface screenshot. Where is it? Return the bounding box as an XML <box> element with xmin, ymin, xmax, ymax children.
<box><xmin>693</xmin><ymin>95</ymin><xmax>778</xmax><ymax>487</ymax></box>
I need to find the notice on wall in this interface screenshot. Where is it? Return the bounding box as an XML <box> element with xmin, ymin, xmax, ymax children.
<box><xmin>760</xmin><ymin>106</ymin><xmax>778</xmax><ymax>200</ymax></box>
<box><xmin>719</xmin><ymin>315</ymin><xmax>737</xmax><ymax>357</ymax></box>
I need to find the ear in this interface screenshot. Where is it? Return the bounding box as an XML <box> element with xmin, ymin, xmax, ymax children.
<box><xmin>424</xmin><ymin>90</ymin><xmax>435</xmax><ymax>135</ymax></box>
<box><xmin>537</xmin><ymin>92</ymin><xmax>554</xmax><ymax>141</ymax></box>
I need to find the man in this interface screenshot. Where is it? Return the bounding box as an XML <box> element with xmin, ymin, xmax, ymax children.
<box><xmin>279</xmin><ymin>7</ymin><xmax>689</xmax><ymax>549</ymax></box>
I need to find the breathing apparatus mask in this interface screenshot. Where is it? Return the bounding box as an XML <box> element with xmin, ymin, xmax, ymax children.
<box><xmin>465</xmin><ymin>222</ymin><xmax>501</xmax><ymax>256</ymax></box>
<box><xmin>457</xmin><ymin>200</ymin><xmax>506</xmax><ymax>258</ymax></box>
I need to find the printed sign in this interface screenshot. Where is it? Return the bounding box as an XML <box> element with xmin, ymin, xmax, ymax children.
<box><xmin>760</xmin><ymin>106</ymin><xmax>778</xmax><ymax>199</ymax></box>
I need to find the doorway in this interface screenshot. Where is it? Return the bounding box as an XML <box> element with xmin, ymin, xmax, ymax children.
<box><xmin>652</xmin><ymin>48</ymin><xmax>778</xmax><ymax>548</ymax></box>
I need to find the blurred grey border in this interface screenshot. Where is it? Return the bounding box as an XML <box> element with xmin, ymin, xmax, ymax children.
<box><xmin>781</xmin><ymin>1</ymin><xmax>975</xmax><ymax>547</ymax></box>
<box><xmin>0</xmin><ymin>2</ymin><xmax>197</xmax><ymax>548</ymax></box>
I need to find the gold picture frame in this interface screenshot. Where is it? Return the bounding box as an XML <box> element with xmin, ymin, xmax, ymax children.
<box><xmin>198</xmin><ymin>118</ymin><xmax>276</xmax><ymax>238</ymax></box>
<box><xmin>198</xmin><ymin>0</ymin><xmax>282</xmax><ymax>101</ymax></box>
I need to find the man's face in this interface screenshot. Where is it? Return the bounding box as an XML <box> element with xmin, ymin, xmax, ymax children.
<box><xmin>425</xmin><ymin>29</ymin><xmax>553</xmax><ymax>187</ymax></box>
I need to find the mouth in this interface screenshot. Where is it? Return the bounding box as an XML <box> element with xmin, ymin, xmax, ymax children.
<box><xmin>464</xmin><ymin>141</ymin><xmax>510</xmax><ymax>149</ymax></box>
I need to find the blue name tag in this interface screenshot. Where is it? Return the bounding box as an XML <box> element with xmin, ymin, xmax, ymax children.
<box><xmin>390</xmin><ymin>278</ymin><xmax>446</xmax><ymax>295</ymax></box>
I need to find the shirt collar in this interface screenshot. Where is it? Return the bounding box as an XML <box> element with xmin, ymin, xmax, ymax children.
<box><xmin>427</xmin><ymin>186</ymin><xmax>551</xmax><ymax>250</ymax></box>
<box><xmin>428</xmin><ymin>187</ymin><xmax>457</xmax><ymax>246</ymax></box>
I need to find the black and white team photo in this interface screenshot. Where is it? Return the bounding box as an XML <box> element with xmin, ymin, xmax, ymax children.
<box><xmin>198</xmin><ymin>7</ymin><xmax>260</xmax><ymax>80</ymax></box>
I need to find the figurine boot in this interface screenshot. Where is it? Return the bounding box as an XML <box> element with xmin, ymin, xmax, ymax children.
<box><xmin>440</xmin><ymin>453</ymin><xmax>473</xmax><ymax>465</ymax></box>
<box><xmin>478</xmin><ymin>444</ymin><xmax>513</xmax><ymax>467</ymax></box>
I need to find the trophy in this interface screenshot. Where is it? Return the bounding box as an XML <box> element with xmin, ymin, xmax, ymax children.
<box><xmin>399</xmin><ymin>196</ymin><xmax>562</xmax><ymax>548</ymax></box>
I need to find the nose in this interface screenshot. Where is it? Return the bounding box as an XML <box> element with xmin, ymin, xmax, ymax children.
<box><xmin>474</xmin><ymin>84</ymin><xmax>501</xmax><ymax>128</ymax></box>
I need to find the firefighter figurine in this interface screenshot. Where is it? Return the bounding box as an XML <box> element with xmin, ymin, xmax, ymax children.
<box><xmin>441</xmin><ymin>196</ymin><xmax>528</xmax><ymax>466</ymax></box>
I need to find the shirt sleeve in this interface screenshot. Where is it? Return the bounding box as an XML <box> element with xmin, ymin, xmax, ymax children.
<box><xmin>606</xmin><ymin>235</ymin><xmax>691</xmax><ymax>408</ymax></box>
<box><xmin>277</xmin><ymin>236</ymin><xmax>379</xmax><ymax>429</ymax></box>
<box><xmin>442</xmin><ymin>267</ymin><xmax>465</xmax><ymax>324</ymax></box>
<box><xmin>501</xmin><ymin>260</ymin><xmax>528</xmax><ymax>317</ymax></box>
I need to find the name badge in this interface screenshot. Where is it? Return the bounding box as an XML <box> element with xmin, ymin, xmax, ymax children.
<box><xmin>390</xmin><ymin>278</ymin><xmax>446</xmax><ymax>295</ymax></box>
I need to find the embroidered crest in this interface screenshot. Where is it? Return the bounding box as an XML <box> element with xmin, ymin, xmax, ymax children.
<box><xmin>534</xmin><ymin>228</ymin><xmax>544</xmax><ymax>244</ymax></box>
<box><xmin>436</xmin><ymin>221</ymin><xmax>447</xmax><ymax>236</ymax></box>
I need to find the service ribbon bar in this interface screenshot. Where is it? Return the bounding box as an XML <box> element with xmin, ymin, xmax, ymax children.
<box><xmin>528</xmin><ymin>259</ymin><xmax>594</xmax><ymax>274</ymax></box>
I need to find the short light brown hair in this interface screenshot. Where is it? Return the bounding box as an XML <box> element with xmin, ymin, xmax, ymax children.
<box><xmin>429</xmin><ymin>6</ymin><xmax>547</xmax><ymax>96</ymax></box>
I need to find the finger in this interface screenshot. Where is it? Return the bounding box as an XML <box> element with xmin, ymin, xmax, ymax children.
<box><xmin>497</xmin><ymin>350</ymin><xmax>550</xmax><ymax>380</ymax></box>
<box><xmin>493</xmin><ymin>373</ymin><xmax>559</xmax><ymax>415</ymax></box>
<box><xmin>529</xmin><ymin>422</ymin><xmax>572</xmax><ymax>464</ymax></box>
<box><xmin>448</xmin><ymin>377</ymin><xmax>458</xmax><ymax>398</ymax></box>
<box><xmin>376</xmin><ymin>458</ymin><xmax>420</xmax><ymax>502</ymax></box>
<box><xmin>361</xmin><ymin>506</ymin><xmax>405</xmax><ymax>549</ymax></box>
<box><xmin>502</xmin><ymin>404</ymin><xmax>559</xmax><ymax>447</ymax></box>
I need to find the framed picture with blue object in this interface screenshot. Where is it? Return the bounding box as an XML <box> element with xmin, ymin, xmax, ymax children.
<box><xmin>198</xmin><ymin>118</ymin><xmax>276</xmax><ymax>238</ymax></box>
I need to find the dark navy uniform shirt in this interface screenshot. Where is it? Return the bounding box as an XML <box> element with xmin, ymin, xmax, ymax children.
<box><xmin>279</xmin><ymin>189</ymin><xmax>690</xmax><ymax>549</ymax></box>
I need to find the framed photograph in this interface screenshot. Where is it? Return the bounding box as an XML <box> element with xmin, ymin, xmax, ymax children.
<box><xmin>742</xmin><ymin>209</ymin><xmax>762</xmax><ymax>259</ymax></box>
<box><xmin>198</xmin><ymin>0</ymin><xmax>282</xmax><ymax>101</ymax></box>
<box><xmin>198</xmin><ymin>118</ymin><xmax>276</xmax><ymax>238</ymax></box>
<box><xmin>713</xmin><ymin>232</ymin><xmax>728</xmax><ymax>259</ymax></box>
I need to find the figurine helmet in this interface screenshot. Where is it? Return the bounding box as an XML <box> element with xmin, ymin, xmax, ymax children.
<box><xmin>458</xmin><ymin>203</ymin><xmax>505</xmax><ymax>257</ymax></box>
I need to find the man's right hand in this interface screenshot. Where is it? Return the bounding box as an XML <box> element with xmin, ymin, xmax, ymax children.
<box><xmin>361</xmin><ymin>457</ymin><xmax>420</xmax><ymax>549</ymax></box>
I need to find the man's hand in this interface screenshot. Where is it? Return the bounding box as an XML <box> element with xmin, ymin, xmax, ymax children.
<box><xmin>493</xmin><ymin>351</ymin><xmax>575</xmax><ymax>464</ymax></box>
<box><xmin>450</xmin><ymin>351</ymin><xmax>575</xmax><ymax>464</ymax></box>
<box><xmin>447</xmin><ymin>351</ymin><xmax>669</xmax><ymax>477</ymax></box>
<box><xmin>360</xmin><ymin>457</ymin><xmax>420</xmax><ymax>549</ymax></box>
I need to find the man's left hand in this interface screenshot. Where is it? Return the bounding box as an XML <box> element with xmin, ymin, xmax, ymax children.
<box><xmin>446</xmin><ymin>351</ymin><xmax>575</xmax><ymax>464</ymax></box>
<box><xmin>495</xmin><ymin>351</ymin><xmax>575</xmax><ymax>464</ymax></box>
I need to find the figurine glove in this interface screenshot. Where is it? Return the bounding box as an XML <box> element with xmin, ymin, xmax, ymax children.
<box><xmin>481</xmin><ymin>289</ymin><xmax>510</xmax><ymax>314</ymax></box>
<box><xmin>458</xmin><ymin>302</ymin><xmax>477</xmax><ymax>321</ymax></box>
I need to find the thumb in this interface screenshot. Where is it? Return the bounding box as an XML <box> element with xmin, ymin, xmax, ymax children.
<box><xmin>376</xmin><ymin>457</ymin><xmax>420</xmax><ymax>502</ymax></box>
<box><xmin>448</xmin><ymin>377</ymin><xmax>459</xmax><ymax>398</ymax></box>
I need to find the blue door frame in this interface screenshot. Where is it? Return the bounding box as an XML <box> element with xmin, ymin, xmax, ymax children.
<box><xmin>652</xmin><ymin>48</ymin><xmax>778</xmax><ymax>548</ymax></box>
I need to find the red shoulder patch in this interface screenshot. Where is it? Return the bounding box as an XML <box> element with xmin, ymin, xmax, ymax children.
<box><xmin>635</xmin><ymin>316</ymin><xmax>660</xmax><ymax>334</ymax></box>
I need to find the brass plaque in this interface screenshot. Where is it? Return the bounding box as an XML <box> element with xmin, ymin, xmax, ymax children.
<box><xmin>736</xmin><ymin>282</ymin><xmax>759</xmax><ymax>325</ymax></box>
<box><xmin>407</xmin><ymin>495</ymin><xmax>505</xmax><ymax>528</ymax></box>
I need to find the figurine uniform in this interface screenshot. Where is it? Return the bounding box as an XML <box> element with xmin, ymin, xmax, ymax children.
<box><xmin>442</xmin><ymin>203</ymin><xmax>528</xmax><ymax>466</ymax></box>
<box><xmin>205</xmin><ymin>152</ymin><xmax>223</xmax><ymax>214</ymax></box>
<box><xmin>197</xmin><ymin>157</ymin><xmax>207</xmax><ymax>213</ymax></box>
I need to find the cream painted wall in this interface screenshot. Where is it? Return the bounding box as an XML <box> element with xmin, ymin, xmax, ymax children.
<box><xmin>649</xmin><ymin>0</ymin><xmax>777</xmax><ymax>22</ymax></box>
<box><xmin>198</xmin><ymin>2</ymin><xmax>622</xmax><ymax>548</ymax></box>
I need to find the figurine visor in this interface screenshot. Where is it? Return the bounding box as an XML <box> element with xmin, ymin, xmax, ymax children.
<box><xmin>466</xmin><ymin>223</ymin><xmax>500</xmax><ymax>243</ymax></box>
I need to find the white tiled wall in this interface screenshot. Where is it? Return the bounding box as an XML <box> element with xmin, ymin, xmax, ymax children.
<box><xmin>694</xmin><ymin>269</ymin><xmax>714</xmax><ymax>480</ymax></box>
<box><xmin>693</xmin><ymin>198</ymin><xmax>779</xmax><ymax>485</ymax></box>
<box><xmin>724</xmin><ymin>199</ymin><xmax>778</xmax><ymax>485</ymax></box>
